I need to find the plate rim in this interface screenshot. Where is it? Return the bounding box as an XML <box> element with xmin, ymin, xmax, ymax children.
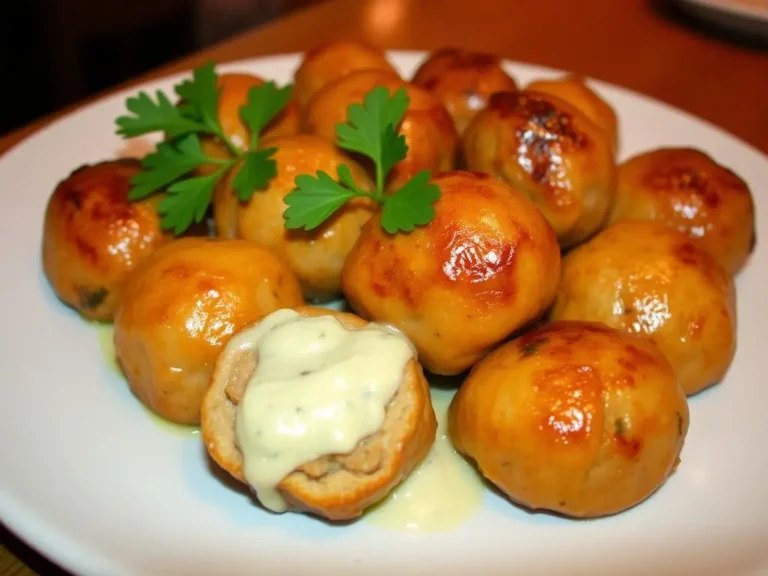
<box><xmin>677</xmin><ymin>0</ymin><xmax>768</xmax><ymax>23</ymax></box>
<box><xmin>1</xmin><ymin>49</ymin><xmax>767</xmax><ymax>162</ymax></box>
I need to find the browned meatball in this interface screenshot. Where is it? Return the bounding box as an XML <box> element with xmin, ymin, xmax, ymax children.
<box><xmin>342</xmin><ymin>171</ymin><xmax>561</xmax><ymax>376</ymax></box>
<box><xmin>293</xmin><ymin>40</ymin><xmax>399</xmax><ymax>107</ymax></box>
<box><xmin>526</xmin><ymin>75</ymin><xmax>619</xmax><ymax>154</ymax></box>
<box><xmin>201</xmin><ymin>306</ymin><xmax>436</xmax><ymax>521</ymax></box>
<box><xmin>213</xmin><ymin>135</ymin><xmax>376</xmax><ymax>301</ymax></box>
<box><xmin>412</xmin><ymin>47</ymin><xmax>518</xmax><ymax>135</ymax></box>
<box><xmin>42</xmin><ymin>160</ymin><xmax>167</xmax><ymax>321</ymax></box>
<box><xmin>463</xmin><ymin>90</ymin><xmax>616</xmax><ymax>248</ymax></box>
<box><xmin>449</xmin><ymin>321</ymin><xmax>689</xmax><ymax>518</ymax></box>
<box><xmin>114</xmin><ymin>238</ymin><xmax>304</xmax><ymax>425</ymax></box>
<box><xmin>608</xmin><ymin>147</ymin><xmax>756</xmax><ymax>275</ymax></box>
<box><xmin>550</xmin><ymin>221</ymin><xmax>736</xmax><ymax>396</ymax></box>
<box><xmin>302</xmin><ymin>69</ymin><xmax>459</xmax><ymax>191</ymax></box>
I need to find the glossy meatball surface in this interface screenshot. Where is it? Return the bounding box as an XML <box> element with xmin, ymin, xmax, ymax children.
<box><xmin>114</xmin><ymin>238</ymin><xmax>304</xmax><ymax>425</ymax></box>
<box><xmin>550</xmin><ymin>221</ymin><xmax>736</xmax><ymax>396</ymax></box>
<box><xmin>42</xmin><ymin>159</ymin><xmax>166</xmax><ymax>321</ymax></box>
<box><xmin>412</xmin><ymin>47</ymin><xmax>518</xmax><ymax>135</ymax></box>
<box><xmin>341</xmin><ymin>171</ymin><xmax>561</xmax><ymax>375</ymax></box>
<box><xmin>302</xmin><ymin>69</ymin><xmax>459</xmax><ymax>191</ymax></box>
<box><xmin>526</xmin><ymin>75</ymin><xmax>619</xmax><ymax>154</ymax></box>
<box><xmin>214</xmin><ymin>134</ymin><xmax>376</xmax><ymax>301</ymax></box>
<box><xmin>449</xmin><ymin>321</ymin><xmax>689</xmax><ymax>518</ymax></box>
<box><xmin>293</xmin><ymin>40</ymin><xmax>398</xmax><ymax>107</ymax></box>
<box><xmin>199</xmin><ymin>73</ymin><xmax>300</xmax><ymax>169</ymax></box>
<box><xmin>608</xmin><ymin>147</ymin><xmax>756</xmax><ymax>275</ymax></box>
<box><xmin>463</xmin><ymin>90</ymin><xmax>615</xmax><ymax>248</ymax></box>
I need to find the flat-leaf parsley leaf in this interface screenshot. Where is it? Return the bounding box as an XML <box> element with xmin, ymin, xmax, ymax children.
<box><xmin>115</xmin><ymin>62</ymin><xmax>292</xmax><ymax>234</ymax></box>
<box><xmin>284</xmin><ymin>85</ymin><xmax>440</xmax><ymax>234</ymax></box>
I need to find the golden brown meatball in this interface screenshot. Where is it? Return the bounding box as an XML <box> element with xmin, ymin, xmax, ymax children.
<box><xmin>449</xmin><ymin>321</ymin><xmax>689</xmax><ymax>518</ymax></box>
<box><xmin>341</xmin><ymin>171</ymin><xmax>561</xmax><ymax>376</ymax></box>
<box><xmin>463</xmin><ymin>90</ymin><xmax>616</xmax><ymax>248</ymax></box>
<box><xmin>550</xmin><ymin>221</ymin><xmax>736</xmax><ymax>396</ymax></box>
<box><xmin>526</xmin><ymin>75</ymin><xmax>619</xmax><ymax>154</ymax></box>
<box><xmin>114</xmin><ymin>237</ymin><xmax>304</xmax><ymax>425</ymax></box>
<box><xmin>302</xmin><ymin>69</ymin><xmax>459</xmax><ymax>191</ymax></box>
<box><xmin>214</xmin><ymin>135</ymin><xmax>376</xmax><ymax>301</ymax></box>
<box><xmin>293</xmin><ymin>40</ymin><xmax>399</xmax><ymax>107</ymax></box>
<box><xmin>412</xmin><ymin>47</ymin><xmax>518</xmax><ymax>135</ymax></box>
<box><xmin>199</xmin><ymin>72</ymin><xmax>300</xmax><ymax>170</ymax></box>
<box><xmin>201</xmin><ymin>306</ymin><xmax>436</xmax><ymax>521</ymax></box>
<box><xmin>42</xmin><ymin>159</ymin><xmax>167</xmax><ymax>321</ymax></box>
<box><xmin>608</xmin><ymin>147</ymin><xmax>756</xmax><ymax>275</ymax></box>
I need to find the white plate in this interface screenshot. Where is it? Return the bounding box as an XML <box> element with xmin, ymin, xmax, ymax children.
<box><xmin>1</xmin><ymin>51</ymin><xmax>767</xmax><ymax>576</ymax></box>
<box><xmin>676</xmin><ymin>0</ymin><xmax>768</xmax><ymax>37</ymax></box>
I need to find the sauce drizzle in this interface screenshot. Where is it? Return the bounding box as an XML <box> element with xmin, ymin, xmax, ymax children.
<box><xmin>365</xmin><ymin>387</ymin><xmax>484</xmax><ymax>532</ymax></box>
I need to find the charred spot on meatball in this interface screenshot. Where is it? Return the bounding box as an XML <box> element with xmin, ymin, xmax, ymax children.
<box><xmin>77</xmin><ymin>286</ymin><xmax>109</xmax><ymax>310</ymax></box>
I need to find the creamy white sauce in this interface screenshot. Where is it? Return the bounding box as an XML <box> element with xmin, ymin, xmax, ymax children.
<box><xmin>233</xmin><ymin>309</ymin><xmax>415</xmax><ymax>512</ymax></box>
<box><xmin>365</xmin><ymin>387</ymin><xmax>485</xmax><ymax>532</ymax></box>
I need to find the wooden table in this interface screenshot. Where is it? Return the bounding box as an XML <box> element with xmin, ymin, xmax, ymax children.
<box><xmin>1</xmin><ymin>0</ymin><xmax>766</xmax><ymax>573</ymax></box>
<box><xmin>1</xmin><ymin>0</ymin><xmax>767</xmax><ymax>158</ymax></box>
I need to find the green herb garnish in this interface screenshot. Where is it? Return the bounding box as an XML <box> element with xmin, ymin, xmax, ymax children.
<box><xmin>115</xmin><ymin>62</ymin><xmax>292</xmax><ymax>234</ymax></box>
<box><xmin>520</xmin><ymin>337</ymin><xmax>548</xmax><ymax>358</ymax></box>
<box><xmin>283</xmin><ymin>86</ymin><xmax>441</xmax><ymax>234</ymax></box>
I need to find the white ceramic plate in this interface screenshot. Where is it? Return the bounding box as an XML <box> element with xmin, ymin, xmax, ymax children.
<box><xmin>1</xmin><ymin>52</ymin><xmax>767</xmax><ymax>576</ymax></box>
<box><xmin>676</xmin><ymin>0</ymin><xmax>768</xmax><ymax>37</ymax></box>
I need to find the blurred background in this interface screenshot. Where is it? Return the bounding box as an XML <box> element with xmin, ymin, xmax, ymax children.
<box><xmin>0</xmin><ymin>0</ymin><xmax>326</xmax><ymax>134</ymax></box>
<box><xmin>0</xmin><ymin>0</ymin><xmax>765</xmax><ymax>137</ymax></box>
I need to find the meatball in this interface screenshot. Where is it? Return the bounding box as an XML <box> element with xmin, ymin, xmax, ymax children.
<box><xmin>114</xmin><ymin>238</ymin><xmax>304</xmax><ymax>425</ymax></box>
<box><xmin>42</xmin><ymin>159</ymin><xmax>167</xmax><ymax>321</ymax></box>
<box><xmin>526</xmin><ymin>75</ymin><xmax>619</xmax><ymax>154</ymax></box>
<box><xmin>412</xmin><ymin>47</ymin><xmax>518</xmax><ymax>135</ymax></box>
<box><xmin>302</xmin><ymin>69</ymin><xmax>459</xmax><ymax>191</ymax></box>
<box><xmin>341</xmin><ymin>171</ymin><xmax>561</xmax><ymax>376</ymax></box>
<box><xmin>463</xmin><ymin>90</ymin><xmax>616</xmax><ymax>248</ymax></box>
<box><xmin>293</xmin><ymin>40</ymin><xmax>398</xmax><ymax>107</ymax></box>
<box><xmin>449</xmin><ymin>321</ymin><xmax>689</xmax><ymax>518</ymax></box>
<box><xmin>550</xmin><ymin>221</ymin><xmax>736</xmax><ymax>396</ymax></box>
<box><xmin>199</xmin><ymin>72</ymin><xmax>300</xmax><ymax>170</ymax></box>
<box><xmin>214</xmin><ymin>134</ymin><xmax>376</xmax><ymax>301</ymax></box>
<box><xmin>607</xmin><ymin>147</ymin><xmax>756</xmax><ymax>275</ymax></box>
<box><xmin>201</xmin><ymin>306</ymin><xmax>436</xmax><ymax>521</ymax></box>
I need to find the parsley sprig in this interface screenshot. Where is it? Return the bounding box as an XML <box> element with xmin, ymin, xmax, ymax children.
<box><xmin>283</xmin><ymin>86</ymin><xmax>441</xmax><ymax>234</ymax></box>
<box><xmin>115</xmin><ymin>62</ymin><xmax>292</xmax><ymax>234</ymax></box>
